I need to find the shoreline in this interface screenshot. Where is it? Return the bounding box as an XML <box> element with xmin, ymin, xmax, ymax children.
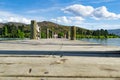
<box><xmin>78</xmin><ymin>38</ymin><xmax>120</xmax><ymax>47</ymax></box>
<box><xmin>0</xmin><ymin>38</ymin><xmax>120</xmax><ymax>51</ymax></box>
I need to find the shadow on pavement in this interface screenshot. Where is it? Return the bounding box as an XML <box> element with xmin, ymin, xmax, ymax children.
<box><xmin>0</xmin><ymin>50</ymin><xmax>120</xmax><ymax>57</ymax></box>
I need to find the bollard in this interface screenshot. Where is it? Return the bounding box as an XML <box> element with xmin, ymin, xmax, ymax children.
<box><xmin>46</xmin><ymin>28</ymin><xmax>49</xmax><ymax>39</ymax></box>
<box><xmin>30</xmin><ymin>20</ymin><xmax>37</xmax><ymax>39</ymax></box>
<box><xmin>71</xmin><ymin>26</ymin><xmax>76</xmax><ymax>40</ymax></box>
<box><xmin>66</xmin><ymin>31</ymin><xmax>70</xmax><ymax>39</ymax></box>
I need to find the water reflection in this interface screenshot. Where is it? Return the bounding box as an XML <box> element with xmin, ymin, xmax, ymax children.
<box><xmin>0</xmin><ymin>38</ymin><xmax>29</xmax><ymax>41</ymax></box>
<box><xmin>80</xmin><ymin>38</ymin><xmax>120</xmax><ymax>47</ymax></box>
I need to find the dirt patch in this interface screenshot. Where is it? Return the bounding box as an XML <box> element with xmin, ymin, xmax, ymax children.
<box><xmin>50</xmin><ymin>59</ymin><xmax>68</xmax><ymax>65</ymax></box>
<box><xmin>101</xmin><ymin>67</ymin><xmax>118</xmax><ymax>72</ymax></box>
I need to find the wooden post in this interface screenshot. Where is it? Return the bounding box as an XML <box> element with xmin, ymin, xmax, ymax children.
<box><xmin>39</xmin><ymin>26</ymin><xmax>41</xmax><ymax>39</ymax></box>
<box><xmin>30</xmin><ymin>20</ymin><xmax>37</xmax><ymax>39</ymax></box>
<box><xmin>46</xmin><ymin>28</ymin><xmax>49</xmax><ymax>39</ymax></box>
<box><xmin>71</xmin><ymin>26</ymin><xmax>76</xmax><ymax>40</ymax></box>
<box><xmin>66</xmin><ymin>31</ymin><xmax>70</xmax><ymax>39</ymax></box>
<box><xmin>52</xmin><ymin>31</ymin><xmax>54</xmax><ymax>38</ymax></box>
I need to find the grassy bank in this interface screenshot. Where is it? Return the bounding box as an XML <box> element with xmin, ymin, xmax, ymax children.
<box><xmin>76</xmin><ymin>35</ymin><xmax>120</xmax><ymax>39</ymax></box>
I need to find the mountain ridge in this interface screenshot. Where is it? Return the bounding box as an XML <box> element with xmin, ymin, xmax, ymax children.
<box><xmin>108</xmin><ymin>29</ymin><xmax>120</xmax><ymax>36</ymax></box>
<box><xmin>0</xmin><ymin>21</ymin><xmax>119</xmax><ymax>36</ymax></box>
<box><xmin>0</xmin><ymin>21</ymin><xmax>88</xmax><ymax>29</ymax></box>
<box><xmin>0</xmin><ymin>21</ymin><xmax>88</xmax><ymax>33</ymax></box>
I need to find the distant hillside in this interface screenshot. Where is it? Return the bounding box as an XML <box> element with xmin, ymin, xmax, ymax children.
<box><xmin>37</xmin><ymin>21</ymin><xmax>70</xmax><ymax>34</ymax></box>
<box><xmin>6</xmin><ymin>22</ymin><xmax>27</xmax><ymax>26</ymax></box>
<box><xmin>0</xmin><ymin>21</ymin><xmax>91</xmax><ymax>38</ymax></box>
<box><xmin>1</xmin><ymin>21</ymin><xmax>119</xmax><ymax>39</ymax></box>
<box><xmin>37</xmin><ymin>21</ymin><xmax>89</xmax><ymax>34</ymax></box>
<box><xmin>108</xmin><ymin>29</ymin><xmax>120</xmax><ymax>36</ymax></box>
<box><xmin>0</xmin><ymin>21</ymin><xmax>88</xmax><ymax>32</ymax></box>
<box><xmin>0</xmin><ymin>23</ymin><xmax>4</xmax><ymax>28</ymax></box>
<box><xmin>0</xmin><ymin>22</ymin><xmax>28</xmax><ymax>28</ymax></box>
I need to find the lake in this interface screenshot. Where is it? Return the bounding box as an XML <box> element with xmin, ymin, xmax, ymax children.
<box><xmin>79</xmin><ymin>38</ymin><xmax>120</xmax><ymax>47</ymax></box>
<box><xmin>0</xmin><ymin>38</ymin><xmax>29</xmax><ymax>41</ymax></box>
<box><xmin>0</xmin><ymin>38</ymin><xmax>120</xmax><ymax>47</ymax></box>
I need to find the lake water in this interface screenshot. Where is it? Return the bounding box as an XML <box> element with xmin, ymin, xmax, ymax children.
<box><xmin>79</xmin><ymin>38</ymin><xmax>120</xmax><ymax>47</ymax></box>
<box><xmin>0</xmin><ymin>38</ymin><xmax>120</xmax><ymax>47</ymax></box>
<box><xmin>0</xmin><ymin>38</ymin><xmax>29</xmax><ymax>41</ymax></box>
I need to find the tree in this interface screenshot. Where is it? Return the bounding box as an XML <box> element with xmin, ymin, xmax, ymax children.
<box><xmin>17</xmin><ymin>29</ymin><xmax>25</xmax><ymax>38</ymax></box>
<box><xmin>18</xmin><ymin>25</ymin><xmax>24</xmax><ymax>32</ymax></box>
<box><xmin>86</xmin><ymin>30</ymin><xmax>92</xmax><ymax>35</ymax></box>
<box><xmin>104</xmin><ymin>30</ymin><xmax>108</xmax><ymax>35</ymax></box>
<box><xmin>41</xmin><ymin>32</ymin><xmax>46</xmax><ymax>38</ymax></box>
<box><xmin>2</xmin><ymin>26</ymin><xmax>8</xmax><ymax>37</ymax></box>
<box><xmin>100</xmin><ymin>29</ymin><xmax>104</xmax><ymax>36</ymax></box>
<box><xmin>58</xmin><ymin>32</ymin><xmax>64</xmax><ymax>38</ymax></box>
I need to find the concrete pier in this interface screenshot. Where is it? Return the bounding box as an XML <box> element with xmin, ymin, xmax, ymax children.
<box><xmin>30</xmin><ymin>20</ymin><xmax>40</xmax><ymax>39</ymax></box>
<box><xmin>46</xmin><ymin>28</ymin><xmax>49</xmax><ymax>38</ymax></box>
<box><xmin>71</xmin><ymin>26</ymin><xmax>76</xmax><ymax>40</ymax></box>
<box><xmin>30</xmin><ymin>20</ymin><xmax>37</xmax><ymax>39</ymax></box>
<box><xmin>66</xmin><ymin>31</ymin><xmax>70</xmax><ymax>39</ymax></box>
<box><xmin>0</xmin><ymin>39</ymin><xmax>120</xmax><ymax>80</ymax></box>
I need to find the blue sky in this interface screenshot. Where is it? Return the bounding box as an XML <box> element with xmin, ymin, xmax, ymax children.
<box><xmin>0</xmin><ymin>0</ymin><xmax>120</xmax><ymax>30</ymax></box>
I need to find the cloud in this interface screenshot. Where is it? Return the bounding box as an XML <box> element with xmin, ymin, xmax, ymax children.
<box><xmin>92</xmin><ymin>6</ymin><xmax>120</xmax><ymax>20</ymax></box>
<box><xmin>27</xmin><ymin>9</ymin><xmax>51</xmax><ymax>14</ymax></box>
<box><xmin>69</xmin><ymin>16</ymin><xmax>84</xmax><ymax>21</ymax></box>
<box><xmin>0</xmin><ymin>10</ymin><xmax>30</xmax><ymax>24</ymax></box>
<box><xmin>80</xmin><ymin>22</ymin><xmax>120</xmax><ymax>30</ymax></box>
<box><xmin>91</xmin><ymin>0</ymin><xmax>115</xmax><ymax>3</ymax></box>
<box><xmin>51</xmin><ymin>16</ymin><xmax>71</xmax><ymax>24</ymax></box>
<box><xmin>62</xmin><ymin>4</ymin><xmax>120</xmax><ymax>20</ymax></box>
<box><xmin>51</xmin><ymin>16</ymin><xmax>120</xmax><ymax>30</ymax></box>
<box><xmin>51</xmin><ymin>16</ymin><xmax>84</xmax><ymax>25</ymax></box>
<box><xmin>62</xmin><ymin>4</ymin><xmax>94</xmax><ymax>17</ymax></box>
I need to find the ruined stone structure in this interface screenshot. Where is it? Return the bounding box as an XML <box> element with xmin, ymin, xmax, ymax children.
<box><xmin>46</xmin><ymin>28</ymin><xmax>55</xmax><ymax>38</ymax></box>
<box><xmin>30</xmin><ymin>20</ymin><xmax>40</xmax><ymax>39</ymax></box>
<box><xmin>52</xmin><ymin>30</ymin><xmax>54</xmax><ymax>38</ymax></box>
<box><xmin>46</xmin><ymin>28</ymin><xmax>49</xmax><ymax>38</ymax></box>
<box><xmin>66</xmin><ymin>31</ymin><xmax>70</xmax><ymax>39</ymax></box>
<box><xmin>30</xmin><ymin>20</ymin><xmax>75</xmax><ymax>40</ymax></box>
<box><xmin>36</xmin><ymin>24</ymin><xmax>41</xmax><ymax>39</ymax></box>
<box><xmin>71</xmin><ymin>26</ymin><xmax>76</xmax><ymax>40</ymax></box>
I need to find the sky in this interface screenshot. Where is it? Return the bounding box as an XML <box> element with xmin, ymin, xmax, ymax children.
<box><xmin>0</xmin><ymin>0</ymin><xmax>120</xmax><ymax>30</ymax></box>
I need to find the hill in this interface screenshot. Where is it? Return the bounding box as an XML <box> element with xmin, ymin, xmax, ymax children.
<box><xmin>0</xmin><ymin>21</ymin><xmax>89</xmax><ymax>32</ymax></box>
<box><xmin>108</xmin><ymin>29</ymin><xmax>120</xmax><ymax>36</ymax></box>
<box><xmin>0</xmin><ymin>23</ymin><xmax>4</xmax><ymax>28</ymax></box>
<box><xmin>0</xmin><ymin>21</ymin><xmax>119</xmax><ymax>38</ymax></box>
<box><xmin>37</xmin><ymin>21</ymin><xmax>70</xmax><ymax>34</ymax></box>
<box><xmin>0</xmin><ymin>22</ymin><xmax>27</xmax><ymax>27</ymax></box>
<box><xmin>0</xmin><ymin>21</ymin><xmax>91</xmax><ymax>38</ymax></box>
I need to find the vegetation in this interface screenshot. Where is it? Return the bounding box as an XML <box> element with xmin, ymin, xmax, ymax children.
<box><xmin>0</xmin><ymin>21</ymin><xmax>119</xmax><ymax>39</ymax></box>
<box><xmin>58</xmin><ymin>32</ymin><xmax>64</xmax><ymax>38</ymax></box>
<box><xmin>76</xmin><ymin>28</ymin><xmax>120</xmax><ymax>39</ymax></box>
<box><xmin>38</xmin><ymin>21</ymin><xmax>69</xmax><ymax>38</ymax></box>
<box><xmin>0</xmin><ymin>23</ymin><xmax>30</xmax><ymax>39</ymax></box>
